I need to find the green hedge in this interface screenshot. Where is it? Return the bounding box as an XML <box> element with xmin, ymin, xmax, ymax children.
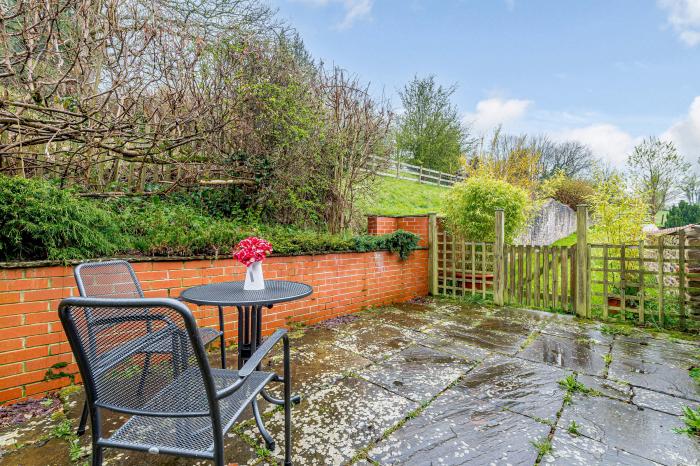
<box><xmin>0</xmin><ymin>176</ymin><xmax>419</xmax><ymax>262</ymax></box>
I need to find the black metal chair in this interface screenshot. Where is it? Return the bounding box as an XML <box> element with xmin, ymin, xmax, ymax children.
<box><xmin>59</xmin><ymin>297</ymin><xmax>293</xmax><ymax>466</ymax></box>
<box><xmin>73</xmin><ymin>260</ymin><xmax>221</xmax><ymax>436</ymax></box>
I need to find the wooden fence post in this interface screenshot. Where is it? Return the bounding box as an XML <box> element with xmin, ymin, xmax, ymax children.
<box><xmin>576</xmin><ymin>205</ymin><xmax>589</xmax><ymax>317</ymax></box>
<box><xmin>494</xmin><ymin>209</ymin><xmax>505</xmax><ymax>306</ymax></box>
<box><xmin>429</xmin><ymin>214</ymin><xmax>439</xmax><ymax>295</ymax></box>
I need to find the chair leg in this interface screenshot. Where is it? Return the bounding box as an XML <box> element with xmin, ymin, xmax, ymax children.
<box><xmin>77</xmin><ymin>400</ymin><xmax>89</xmax><ymax>436</ymax></box>
<box><xmin>252</xmin><ymin>397</ymin><xmax>275</xmax><ymax>450</ymax></box>
<box><xmin>91</xmin><ymin>446</ymin><xmax>103</xmax><ymax>466</ymax></box>
<box><xmin>283</xmin><ymin>335</ymin><xmax>292</xmax><ymax>466</ymax></box>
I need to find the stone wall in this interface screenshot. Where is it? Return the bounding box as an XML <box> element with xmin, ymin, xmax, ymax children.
<box><xmin>516</xmin><ymin>199</ymin><xmax>577</xmax><ymax>246</ymax></box>
<box><xmin>0</xmin><ymin>216</ymin><xmax>430</xmax><ymax>403</ymax></box>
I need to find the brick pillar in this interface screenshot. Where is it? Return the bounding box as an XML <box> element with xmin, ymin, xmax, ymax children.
<box><xmin>367</xmin><ymin>215</ymin><xmax>431</xmax><ymax>247</ymax></box>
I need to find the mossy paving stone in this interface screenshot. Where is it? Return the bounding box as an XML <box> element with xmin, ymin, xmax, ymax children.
<box><xmin>556</xmin><ymin>394</ymin><xmax>700</xmax><ymax>465</ymax></box>
<box><xmin>248</xmin><ymin>376</ymin><xmax>417</xmax><ymax>466</ymax></box>
<box><xmin>0</xmin><ymin>437</ymin><xmax>71</xmax><ymax>465</ymax></box>
<box><xmin>333</xmin><ymin>322</ymin><xmax>426</xmax><ymax>362</ymax></box>
<box><xmin>369</xmin><ymin>385</ymin><xmax>550</xmax><ymax>465</ymax></box>
<box><xmin>576</xmin><ymin>374</ymin><xmax>633</xmax><ymax>402</ymax></box>
<box><xmin>517</xmin><ymin>333</ymin><xmax>609</xmax><ymax>376</ymax></box>
<box><xmin>357</xmin><ymin>344</ymin><xmax>476</xmax><ymax>402</ymax></box>
<box><xmin>492</xmin><ymin>306</ymin><xmax>555</xmax><ymax>325</ymax></box>
<box><xmin>365</xmin><ymin>304</ymin><xmax>441</xmax><ymax>332</ymax></box>
<box><xmin>541</xmin><ymin>430</ymin><xmax>661</xmax><ymax>465</ymax></box>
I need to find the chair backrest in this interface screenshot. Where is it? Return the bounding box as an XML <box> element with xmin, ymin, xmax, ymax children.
<box><xmin>58</xmin><ymin>297</ymin><xmax>216</xmax><ymax>416</ymax></box>
<box><xmin>74</xmin><ymin>260</ymin><xmax>144</xmax><ymax>299</ymax></box>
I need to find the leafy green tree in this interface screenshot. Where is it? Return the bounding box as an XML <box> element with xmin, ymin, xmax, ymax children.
<box><xmin>663</xmin><ymin>201</ymin><xmax>700</xmax><ymax>228</ymax></box>
<box><xmin>627</xmin><ymin>137</ymin><xmax>690</xmax><ymax>216</ymax></box>
<box><xmin>442</xmin><ymin>176</ymin><xmax>530</xmax><ymax>243</ymax></box>
<box><xmin>395</xmin><ymin>75</ymin><xmax>468</xmax><ymax>173</ymax></box>
<box><xmin>588</xmin><ymin>172</ymin><xmax>649</xmax><ymax>245</ymax></box>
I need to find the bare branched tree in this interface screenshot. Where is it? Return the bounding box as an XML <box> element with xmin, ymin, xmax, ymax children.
<box><xmin>0</xmin><ymin>0</ymin><xmax>276</xmax><ymax>188</ymax></box>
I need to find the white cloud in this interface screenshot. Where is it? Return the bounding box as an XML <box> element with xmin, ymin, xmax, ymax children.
<box><xmin>463</xmin><ymin>98</ymin><xmax>532</xmax><ymax>133</ymax></box>
<box><xmin>657</xmin><ymin>0</ymin><xmax>700</xmax><ymax>46</ymax></box>
<box><xmin>294</xmin><ymin>0</ymin><xmax>373</xmax><ymax>30</ymax></box>
<box><xmin>662</xmin><ymin>96</ymin><xmax>700</xmax><ymax>164</ymax></box>
<box><xmin>554</xmin><ymin>124</ymin><xmax>637</xmax><ymax>168</ymax></box>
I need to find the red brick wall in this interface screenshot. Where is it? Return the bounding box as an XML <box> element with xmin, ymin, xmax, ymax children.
<box><xmin>367</xmin><ymin>215</ymin><xmax>431</xmax><ymax>247</ymax></box>
<box><xmin>0</xmin><ymin>217</ymin><xmax>429</xmax><ymax>403</ymax></box>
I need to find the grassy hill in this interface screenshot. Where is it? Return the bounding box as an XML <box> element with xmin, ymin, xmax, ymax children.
<box><xmin>360</xmin><ymin>176</ymin><xmax>448</xmax><ymax>216</ymax></box>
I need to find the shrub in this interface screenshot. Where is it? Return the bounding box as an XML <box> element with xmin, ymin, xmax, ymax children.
<box><xmin>541</xmin><ymin>173</ymin><xmax>595</xmax><ymax>210</ymax></box>
<box><xmin>442</xmin><ymin>176</ymin><xmax>530</xmax><ymax>243</ymax></box>
<box><xmin>664</xmin><ymin>201</ymin><xmax>700</xmax><ymax>228</ymax></box>
<box><xmin>0</xmin><ymin>175</ymin><xmax>125</xmax><ymax>261</ymax></box>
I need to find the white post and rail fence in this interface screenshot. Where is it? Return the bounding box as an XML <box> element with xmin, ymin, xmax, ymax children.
<box><xmin>428</xmin><ymin>207</ymin><xmax>697</xmax><ymax>329</ymax></box>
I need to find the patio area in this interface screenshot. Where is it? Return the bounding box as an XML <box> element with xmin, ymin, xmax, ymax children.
<box><xmin>1</xmin><ymin>298</ymin><xmax>699</xmax><ymax>465</ymax></box>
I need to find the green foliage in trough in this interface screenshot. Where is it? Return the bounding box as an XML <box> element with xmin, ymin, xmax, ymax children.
<box><xmin>0</xmin><ymin>175</ymin><xmax>420</xmax><ymax>262</ymax></box>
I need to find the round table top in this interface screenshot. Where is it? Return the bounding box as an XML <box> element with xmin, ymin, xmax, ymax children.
<box><xmin>179</xmin><ymin>280</ymin><xmax>313</xmax><ymax>307</ymax></box>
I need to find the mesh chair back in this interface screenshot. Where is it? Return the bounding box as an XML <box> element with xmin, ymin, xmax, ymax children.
<box><xmin>59</xmin><ymin>298</ymin><xmax>213</xmax><ymax>415</ymax></box>
<box><xmin>74</xmin><ymin>260</ymin><xmax>144</xmax><ymax>299</ymax></box>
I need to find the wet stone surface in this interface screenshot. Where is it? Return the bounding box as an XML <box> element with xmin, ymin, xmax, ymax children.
<box><xmin>251</xmin><ymin>376</ymin><xmax>417</xmax><ymax>466</ymax></box>
<box><xmin>457</xmin><ymin>354</ymin><xmax>569</xmax><ymax>422</ymax></box>
<box><xmin>369</xmin><ymin>386</ymin><xmax>550</xmax><ymax>465</ymax></box>
<box><xmin>517</xmin><ymin>333</ymin><xmax>609</xmax><ymax>376</ymax></box>
<box><xmin>2</xmin><ymin>299</ymin><xmax>699</xmax><ymax>466</ymax></box>
<box><xmin>608</xmin><ymin>340</ymin><xmax>700</xmax><ymax>402</ymax></box>
<box><xmin>358</xmin><ymin>344</ymin><xmax>475</xmax><ymax>402</ymax></box>
<box><xmin>557</xmin><ymin>394</ymin><xmax>699</xmax><ymax>465</ymax></box>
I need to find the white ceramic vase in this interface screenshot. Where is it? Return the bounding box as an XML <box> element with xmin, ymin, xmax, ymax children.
<box><xmin>243</xmin><ymin>261</ymin><xmax>265</xmax><ymax>290</ymax></box>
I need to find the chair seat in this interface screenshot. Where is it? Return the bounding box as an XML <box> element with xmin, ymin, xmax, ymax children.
<box><xmin>102</xmin><ymin>368</ymin><xmax>275</xmax><ymax>458</ymax></box>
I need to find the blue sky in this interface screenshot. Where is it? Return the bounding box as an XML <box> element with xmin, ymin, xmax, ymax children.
<box><xmin>271</xmin><ymin>0</ymin><xmax>700</xmax><ymax>168</ymax></box>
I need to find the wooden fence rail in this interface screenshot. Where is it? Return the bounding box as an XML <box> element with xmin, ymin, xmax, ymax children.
<box><xmin>368</xmin><ymin>155</ymin><xmax>465</xmax><ymax>187</ymax></box>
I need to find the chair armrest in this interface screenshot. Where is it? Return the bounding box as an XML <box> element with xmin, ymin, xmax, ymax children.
<box><xmin>215</xmin><ymin>329</ymin><xmax>288</xmax><ymax>399</ymax></box>
<box><xmin>239</xmin><ymin>329</ymin><xmax>287</xmax><ymax>377</ymax></box>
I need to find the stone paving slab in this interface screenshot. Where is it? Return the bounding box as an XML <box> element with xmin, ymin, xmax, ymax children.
<box><xmin>419</xmin><ymin>333</ymin><xmax>491</xmax><ymax>362</ymax></box>
<box><xmin>457</xmin><ymin>354</ymin><xmax>569</xmax><ymax>422</ymax></box>
<box><xmin>632</xmin><ymin>386</ymin><xmax>700</xmax><ymax>416</ymax></box>
<box><xmin>369</xmin><ymin>385</ymin><xmax>550</xmax><ymax>465</ymax></box>
<box><xmin>542</xmin><ymin>430</ymin><xmax>662</xmax><ymax>465</ymax></box>
<box><xmin>608</xmin><ymin>349</ymin><xmax>700</xmax><ymax>402</ymax></box>
<box><xmin>517</xmin><ymin>332</ymin><xmax>609</xmax><ymax>376</ymax></box>
<box><xmin>429</xmin><ymin>320</ymin><xmax>531</xmax><ymax>356</ymax></box>
<box><xmin>358</xmin><ymin>344</ymin><xmax>475</xmax><ymax>402</ymax></box>
<box><xmin>557</xmin><ymin>394</ymin><xmax>700</xmax><ymax>465</ymax></box>
<box><xmin>541</xmin><ymin>319</ymin><xmax>614</xmax><ymax>346</ymax></box>
<box><xmin>333</xmin><ymin>322</ymin><xmax>426</xmax><ymax>362</ymax></box>
<box><xmin>253</xmin><ymin>376</ymin><xmax>417</xmax><ymax>466</ymax></box>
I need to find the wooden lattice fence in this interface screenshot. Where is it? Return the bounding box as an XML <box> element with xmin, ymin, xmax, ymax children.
<box><xmin>430</xmin><ymin>210</ymin><xmax>697</xmax><ymax>330</ymax></box>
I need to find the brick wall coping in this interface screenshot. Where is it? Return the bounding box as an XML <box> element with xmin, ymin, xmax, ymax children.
<box><xmin>0</xmin><ymin>247</ymin><xmax>428</xmax><ymax>270</ymax></box>
<box><xmin>365</xmin><ymin>213</ymin><xmax>435</xmax><ymax>218</ymax></box>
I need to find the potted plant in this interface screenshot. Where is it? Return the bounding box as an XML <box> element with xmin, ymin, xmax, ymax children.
<box><xmin>233</xmin><ymin>237</ymin><xmax>273</xmax><ymax>290</ymax></box>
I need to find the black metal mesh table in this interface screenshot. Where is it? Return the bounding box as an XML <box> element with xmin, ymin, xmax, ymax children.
<box><xmin>180</xmin><ymin>280</ymin><xmax>312</xmax><ymax>449</ymax></box>
<box><xmin>180</xmin><ymin>280</ymin><xmax>312</xmax><ymax>370</ymax></box>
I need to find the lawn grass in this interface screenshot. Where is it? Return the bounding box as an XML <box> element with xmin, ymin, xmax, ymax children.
<box><xmin>552</xmin><ymin>232</ymin><xmax>577</xmax><ymax>247</ymax></box>
<box><xmin>360</xmin><ymin>176</ymin><xmax>448</xmax><ymax>216</ymax></box>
